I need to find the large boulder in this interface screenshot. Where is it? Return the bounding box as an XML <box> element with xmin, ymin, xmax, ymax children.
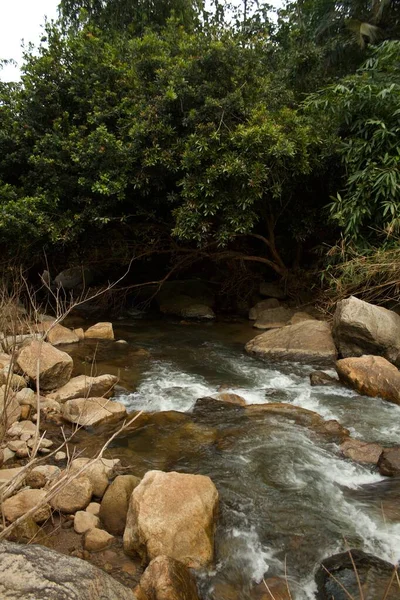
<box><xmin>123</xmin><ymin>470</ymin><xmax>218</xmax><ymax>569</ymax></box>
<box><xmin>17</xmin><ymin>340</ymin><xmax>73</xmax><ymax>391</ymax></box>
<box><xmin>0</xmin><ymin>540</ymin><xmax>136</xmax><ymax>599</ymax></box>
<box><xmin>249</xmin><ymin>298</ymin><xmax>280</xmax><ymax>320</ymax></box>
<box><xmin>253</xmin><ymin>307</ymin><xmax>294</xmax><ymax>330</ymax></box>
<box><xmin>100</xmin><ymin>474</ymin><xmax>141</xmax><ymax>535</ymax></box>
<box><xmin>245</xmin><ymin>321</ymin><xmax>337</xmax><ymax>365</ymax></box>
<box><xmin>336</xmin><ymin>355</ymin><xmax>400</xmax><ymax>405</ymax></box>
<box><xmin>62</xmin><ymin>397</ymin><xmax>127</xmax><ymax>426</ymax></box>
<box><xmin>333</xmin><ymin>296</ymin><xmax>400</xmax><ymax>366</ymax></box>
<box><xmin>1</xmin><ymin>489</ymin><xmax>51</xmax><ymax>523</ymax></box>
<box><xmin>48</xmin><ymin>374</ymin><xmax>118</xmax><ymax>403</ymax></box>
<box><xmin>138</xmin><ymin>556</ymin><xmax>200</xmax><ymax>600</ymax></box>
<box><xmin>378</xmin><ymin>447</ymin><xmax>400</xmax><ymax>476</ymax></box>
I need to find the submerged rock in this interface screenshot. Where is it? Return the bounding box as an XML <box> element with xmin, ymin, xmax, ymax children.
<box><xmin>123</xmin><ymin>469</ymin><xmax>219</xmax><ymax>569</ymax></box>
<box><xmin>333</xmin><ymin>296</ymin><xmax>400</xmax><ymax>366</ymax></box>
<box><xmin>315</xmin><ymin>549</ymin><xmax>398</xmax><ymax>600</ymax></box>
<box><xmin>336</xmin><ymin>355</ymin><xmax>400</xmax><ymax>405</ymax></box>
<box><xmin>310</xmin><ymin>371</ymin><xmax>340</xmax><ymax>387</ymax></box>
<box><xmin>0</xmin><ymin>540</ymin><xmax>136</xmax><ymax>599</ymax></box>
<box><xmin>245</xmin><ymin>321</ymin><xmax>337</xmax><ymax>365</ymax></box>
<box><xmin>138</xmin><ymin>555</ymin><xmax>200</xmax><ymax>600</ymax></box>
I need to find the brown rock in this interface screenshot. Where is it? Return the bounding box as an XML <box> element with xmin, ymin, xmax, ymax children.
<box><xmin>258</xmin><ymin>577</ymin><xmax>291</xmax><ymax>600</ymax></box>
<box><xmin>16</xmin><ymin>388</ymin><xmax>36</xmax><ymax>407</ymax></box>
<box><xmin>289</xmin><ymin>312</ymin><xmax>316</xmax><ymax>326</ymax></box>
<box><xmin>5</xmin><ymin>517</ymin><xmax>42</xmax><ymax>543</ymax></box>
<box><xmin>84</xmin><ymin>528</ymin><xmax>114</xmax><ymax>552</ymax></box>
<box><xmin>310</xmin><ymin>371</ymin><xmax>339</xmax><ymax>387</ymax></box>
<box><xmin>85</xmin><ymin>322</ymin><xmax>114</xmax><ymax>340</ymax></box>
<box><xmin>253</xmin><ymin>307</ymin><xmax>294</xmax><ymax>330</ymax></box>
<box><xmin>336</xmin><ymin>355</ymin><xmax>400</xmax><ymax>405</ymax></box>
<box><xmin>48</xmin><ymin>374</ymin><xmax>118</xmax><ymax>403</ymax></box>
<box><xmin>245</xmin><ymin>321</ymin><xmax>337</xmax><ymax>365</ymax></box>
<box><xmin>86</xmin><ymin>502</ymin><xmax>101</xmax><ymax>516</ymax></box>
<box><xmin>50</xmin><ymin>474</ymin><xmax>93</xmax><ymax>513</ymax></box>
<box><xmin>2</xmin><ymin>489</ymin><xmax>51</xmax><ymax>523</ymax></box>
<box><xmin>19</xmin><ymin>405</ymin><xmax>31</xmax><ymax>420</ymax></box>
<box><xmin>214</xmin><ymin>393</ymin><xmax>247</xmax><ymax>407</ymax></box>
<box><xmin>378</xmin><ymin>447</ymin><xmax>400</xmax><ymax>476</ymax></box>
<box><xmin>74</xmin><ymin>327</ymin><xmax>85</xmax><ymax>340</ymax></box>
<box><xmin>100</xmin><ymin>475</ymin><xmax>141</xmax><ymax>535</ymax></box>
<box><xmin>340</xmin><ymin>438</ymin><xmax>383</xmax><ymax>465</ymax></box>
<box><xmin>74</xmin><ymin>511</ymin><xmax>100</xmax><ymax>534</ymax></box>
<box><xmin>25</xmin><ymin>471</ymin><xmax>47</xmax><ymax>489</ymax></box>
<box><xmin>17</xmin><ymin>340</ymin><xmax>73</xmax><ymax>391</ymax></box>
<box><xmin>47</xmin><ymin>324</ymin><xmax>80</xmax><ymax>346</ymax></box>
<box><xmin>123</xmin><ymin>470</ymin><xmax>218</xmax><ymax>569</ymax></box>
<box><xmin>7</xmin><ymin>420</ymin><xmax>36</xmax><ymax>437</ymax></box>
<box><xmin>69</xmin><ymin>457</ymin><xmax>118</xmax><ymax>498</ymax></box>
<box><xmin>249</xmin><ymin>299</ymin><xmax>281</xmax><ymax>320</ymax></box>
<box><xmin>138</xmin><ymin>555</ymin><xmax>200</xmax><ymax>600</ymax></box>
<box><xmin>62</xmin><ymin>397</ymin><xmax>127</xmax><ymax>427</ymax></box>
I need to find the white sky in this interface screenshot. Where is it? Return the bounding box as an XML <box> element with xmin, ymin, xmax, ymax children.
<box><xmin>0</xmin><ymin>0</ymin><xmax>282</xmax><ymax>82</ymax></box>
<box><xmin>0</xmin><ymin>0</ymin><xmax>59</xmax><ymax>81</ymax></box>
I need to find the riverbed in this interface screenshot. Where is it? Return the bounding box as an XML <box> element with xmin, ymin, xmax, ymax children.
<box><xmin>70</xmin><ymin>318</ymin><xmax>400</xmax><ymax>599</ymax></box>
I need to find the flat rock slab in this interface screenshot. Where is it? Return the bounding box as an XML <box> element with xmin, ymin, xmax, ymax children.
<box><xmin>245</xmin><ymin>320</ymin><xmax>337</xmax><ymax>365</ymax></box>
<box><xmin>0</xmin><ymin>540</ymin><xmax>136</xmax><ymax>599</ymax></box>
<box><xmin>62</xmin><ymin>397</ymin><xmax>127</xmax><ymax>426</ymax></box>
<box><xmin>336</xmin><ymin>355</ymin><xmax>400</xmax><ymax>405</ymax></box>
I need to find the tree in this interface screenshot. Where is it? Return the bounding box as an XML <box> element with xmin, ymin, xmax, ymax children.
<box><xmin>305</xmin><ymin>40</ymin><xmax>400</xmax><ymax>248</ymax></box>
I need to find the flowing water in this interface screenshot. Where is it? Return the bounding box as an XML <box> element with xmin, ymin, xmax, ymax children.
<box><xmin>72</xmin><ymin>319</ymin><xmax>400</xmax><ymax>599</ymax></box>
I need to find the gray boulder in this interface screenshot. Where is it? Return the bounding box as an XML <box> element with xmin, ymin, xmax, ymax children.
<box><xmin>333</xmin><ymin>296</ymin><xmax>400</xmax><ymax>366</ymax></box>
<box><xmin>0</xmin><ymin>541</ymin><xmax>136</xmax><ymax>599</ymax></box>
<box><xmin>54</xmin><ymin>267</ymin><xmax>95</xmax><ymax>290</ymax></box>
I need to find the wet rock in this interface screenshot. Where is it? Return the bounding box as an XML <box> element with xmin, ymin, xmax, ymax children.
<box><xmin>17</xmin><ymin>340</ymin><xmax>73</xmax><ymax>391</ymax></box>
<box><xmin>74</xmin><ymin>510</ymin><xmax>100</xmax><ymax>534</ymax></box>
<box><xmin>50</xmin><ymin>474</ymin><xmax>93</xmax><ymax>513</ymax></box>
<box><xmin>0</xmin><ymin>386</ymin><xmax>21</xmax><ymax>426</ymax></box>
<box><xmin>48</xmin><ymin>373</ymin><xmax>118</xmax><ymax>403</ymax></box>
<box><xmin>100</xmin><ymin>474</ymin><xmax>141</xmax><ymax>535</ymax></box>
<box><xmin>259</xmin><ymin>281</ymin><xmax>286</xmax><ymax>299</ymax></box>
<box><xmin>378</xmin><ymin>447</ymin><xmax>400</xmax><ymax>476</ymax></box>
<box><xmin>62</xmin><ymin>397</ymin><xmax>127</xmax><ymax>426</ymax></box>
<box><xmin>214</xmin><ymin>393</ymin><xmax>247</xmax><ymax>407</ymax></box>
<box><xmin>310</xmin><ymin>371</ymin><xmax>340</xmax><ymax>387</ymax></box>
<box><xmin>245</xmin><ymin>321</ymin><xmax>337</xmax><ymax>365</ymax></box>
<box><xmin>249</xmin><ymin>298</ymin><xmax>281</xmax><ymax>320</ymax></box>
<box><xmin>123</xmin><ymin>470</ymin><xmax>218</xmax><ymax>569</ymax></box>
<box><xmin>0</xmin><ymin>540</ymin><xmax>136</xmax><ymax>599</ymax></box>
<box><xmin>84</xmin><ymin>528</ymin><xmax>114</xmax><ymax>552</ymax></box>
<box><xmin>85</xmin><ymin>322</ymin><xmax>114</xmax><ymax>340</ymax></box>
<box><xmin>2</xmin><ymin>489</ymin><xmax>51</xmax><ymax>523</ymax></box>
<box><xmin>315</xmin><ymin>549</ymin><xmax>398</xmax><ymax>600</ymax></box>
<box><xmin>340</xmin><ymin>438</ymin><xmax>383</xmax><ymax>465</ymax></box>
<box><xmin>333</xmin><ymin>296</ymin><xmax>400</xmax><ymax>366</ymax></box>
<box><xmin>138</xmin><ymin>555</ymin><xmax>200</xmax><ymax>600</ymax></box>
<box><xmin>336</xmin><ymin>355</ymin><xmax>400</xmax><ymax>405</ymax></box>
<box><xmin>253</xmin><ymin>307</ymin><xmax>294</xmax><ymax>330</ymax></box>
<box><xmin>314</xmin><ymin>419</ymin><xmax>350</xmax><ymax>439</ymax></box>
<box><xmin>181</xmin><ymin>304</ymin><xmax>216</xmax><ymax>320</ymax></box>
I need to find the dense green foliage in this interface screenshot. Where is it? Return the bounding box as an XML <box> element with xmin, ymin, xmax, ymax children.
<box><xmin>0</xmin><ymin>0</ymin><xmax>399</xmax><ymax>294</ymax></box>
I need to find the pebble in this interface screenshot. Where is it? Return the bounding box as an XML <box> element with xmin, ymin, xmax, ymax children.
<box><xmin>55</xmin><ymin>451</ymin><xmax>67</xmax><ymax>461</ymax></box>
<box><xmin>84</xmin><ymin>528</ymin><xmax>114</xmax><ymax>552</ymax></box>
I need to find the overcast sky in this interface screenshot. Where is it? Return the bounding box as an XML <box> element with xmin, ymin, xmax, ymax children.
<box><xmin>0</xmin><ymin>0</ymin><xmax>282</xmax><ymax>82</ymax></box>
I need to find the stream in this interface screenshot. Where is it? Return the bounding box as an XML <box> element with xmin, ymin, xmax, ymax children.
<box><xmin>72</xmin><ymin>318</ymin><xmax>400</xmax><ymax>599</ymax></box>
